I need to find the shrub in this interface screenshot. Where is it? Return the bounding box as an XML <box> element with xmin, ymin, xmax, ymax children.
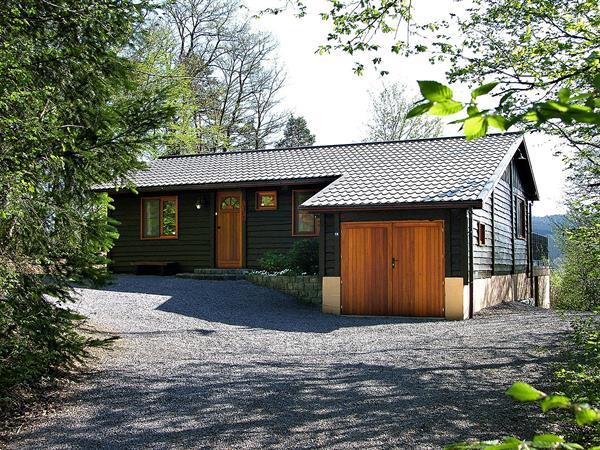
<box><xmin>287</xmin><ymin>238</ymin><xmax>319</xmax><ymax>275</ymax></box>
<box><xmin>555</xmin><ymin>314</ymin><xmax>600</xmax><ymax>447</ymax></box>
<box><xmin>257</xmin><ymin>238</ymin><xmax>320</xmax><ymax>275</ymax></box>
<box><xmin>552</xmin><ymin>203</ymin><xmax>600</xmax><ymax>311</ymax></box>
<box><xmin>258</xmin><ymin>251</ymin><xmax>290</xmax><ymax>273</ymax></box>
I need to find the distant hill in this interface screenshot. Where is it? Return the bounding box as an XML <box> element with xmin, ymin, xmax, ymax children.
<box><xmin>533</xmin><ymin>214</ymin><xmax>566</xmax><ymax>263</ymax></box>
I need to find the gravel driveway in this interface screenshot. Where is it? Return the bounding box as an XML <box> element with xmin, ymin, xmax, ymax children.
<box><xmin>11</xmin><ymin>275</ymin><xmax>570</xmax><ymax>449</ymax></box>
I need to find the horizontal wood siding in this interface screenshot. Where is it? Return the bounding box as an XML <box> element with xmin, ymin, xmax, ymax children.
<box><xmin>245</xmin><ymin>184</ymin><xmax>325</xmax><ymax>269</ymax></box>
<box><xmin>487</xmin><ymin>160</ymin><xmax>531</xmax><ymax>277</ymax></box>
<box><xmin>493</xmin><ymin>175</ymin><xmax>513</xmax><ymax>275</ymax></box>
<box><xmin>324</xmin><ymin>208</ymin><xmax>468</xmax><ymax>281</ymax></box>
<box><xmin>472</xmin><ymin>195</ymin><xmax>493</xmax><ymax>278</ymax></box>
<box><xmin>512</xmin><ymin>162</ymin><xmax>529</xmax><ymax>273</ymax></box>
<box><xmin>109</xmin><ymin>191</ymin><xmax>213</xmax><ymax>273</ymax></box>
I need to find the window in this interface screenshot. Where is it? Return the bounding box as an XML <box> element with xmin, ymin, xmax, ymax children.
<box><xmin>477</xmin><ymin>221</ymin><xmax>486</xmax><ymax>246</ymax></box>
<box><xmin>292</xmin><ymin>190</ymin><xmax>320</xmax><ymax>236</ymax></box>
<box><xmin>220</xmin><ymin>196</ymin><xmax>240</xmax><ymax>210</ymax></box>
<box><xmin>516</xmin><ymin>197</ymin><xmax>527</xmax><ymax>239</ymax></box>
<box><xmin>141</xmin><ymin>196</ymin><xmax>178</xmax><ymax>239</ymax></box>
<box><xmin>256</xmin><ymin>191</ymin><xmax>277</xmax><ymax>211</ymax></box>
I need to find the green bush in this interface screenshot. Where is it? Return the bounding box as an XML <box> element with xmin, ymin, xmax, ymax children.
<box><xmin>552</xmin><ymin>203</ymin><xmax>600</xmax><ymax>312</ymax></box>
<box><xmin>258</xmin><ymin>251</ymin><xmax>290</xmax><ymax>273</ymax></box>
<box><xmin>287</xmin><ymin>238</ymin><xmax>319</xmax><ymax>275</ymax></box>
<box><xmin>258</xmin><ymin>238</ymin><xmax>319</xmax><ymax>275</ymax></box>
<box><xmin>555</xmin><ymin>315</ymin><xmax>600</xmax><ymax>447</ymax></box>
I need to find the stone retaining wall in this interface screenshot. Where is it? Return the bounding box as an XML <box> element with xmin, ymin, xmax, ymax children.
<box><xmin>246</xmin><ymin>272</ymin><xmax>322</xmax><ymax>305</ymax></box>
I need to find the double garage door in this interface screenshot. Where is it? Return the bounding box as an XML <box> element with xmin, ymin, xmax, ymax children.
<box><xmin>341</xmin><ymin>220</ymin><xmax>445</xmax><ymax>317</ymax></box>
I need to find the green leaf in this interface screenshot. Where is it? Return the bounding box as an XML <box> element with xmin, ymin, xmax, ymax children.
<box><xmin>574</xmin><ymin>404</ymin><xmax>598</xmax><ymax>425</ymax></box>
<box><xmin>558</xmin><ymin>87</ymin><xmax>571</xmax><ymax>102</ymax></box>
<box><xmin>505</xmin><ymin>382</ymin><xmax>545</xmax><ymax>402</ymax></box>
<box><xmin>417</xmin><ymin>80</ymin><xmax>453</xmax><ymax>102</ymax></box>
<box><xmin>406</xmin><ymin>102</ymin><xmax>433</xmax><ymax>118</ymax></box>
<box><xmin>487</xmin><ymin>114</ymin><xmax>508</xmax><ymax>131</ymax></box>
<box><xmin>531</xmin><ymin>434</ymin><xmax>564</xmax><ymax>447</ymax></box>
<box><xmin>471</xmin><ymin>82</ymin><xmax>499</xmax><ymax>99</ymax></box>
<box><xmin>540</xmin><ymin>395</ymin><xmax>571</xmax><ymax>412</ymax></box>
<box><xmin>429</xmin><ymin>100</ymin><xmax>464</xmax><ymax>116</ymax></box>
<box><xmin>463</xmin><ymin>115</ymin><xmax>488</xmax><ymax>140</ymax></box>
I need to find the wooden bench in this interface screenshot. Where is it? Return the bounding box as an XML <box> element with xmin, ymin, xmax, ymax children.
<box><xmin>131</xmin><ymin>261</ymin><xmax>179</xmax><ymax>276</ymax></box>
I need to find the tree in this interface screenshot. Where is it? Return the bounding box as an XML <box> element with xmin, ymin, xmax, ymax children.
<box><xmin>266</xmin><ymin>0</ymin><xmax>599</xmax><ymax>146</ymax></box>
<box><xmin>276</xmin><ymin>115</ymin><xmax>316</xmax><ymax>148</ymax></box>
<box><xmin>0</xmin><ymin>0</ymin><xmax>174</xmax><ymax>404</ymax></box>
<box><xmin>163</xmin><ymin>0</ymin><xmax>287</xmax><ymax>152</ymax></box>
<box><xmin>366</xmin><ymin>83</ymin><xmax>443</xmax><ymax>141</ymax></box>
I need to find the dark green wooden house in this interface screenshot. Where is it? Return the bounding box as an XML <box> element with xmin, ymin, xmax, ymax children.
<box><xmin>102</xmin><ymin>133</ymin><xmax>548</xmax><ymax>319</ymax></box>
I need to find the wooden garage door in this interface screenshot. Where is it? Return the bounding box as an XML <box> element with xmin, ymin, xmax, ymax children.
<box><xmin>341</xmin><ymin>220</ymin><xmax>444</xmax><ymax>317</ymax></box>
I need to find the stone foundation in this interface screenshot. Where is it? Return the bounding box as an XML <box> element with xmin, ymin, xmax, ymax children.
<box><xmin>246</xmin><ymin>272</ymin><xmax>322</xmax><ymax>305</ymax></box>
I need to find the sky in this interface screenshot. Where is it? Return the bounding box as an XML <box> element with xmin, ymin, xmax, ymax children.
<box><xmin>244</xmin><ymin>1</ymin><xmax>568</xmax><ymax>216</ymax></box>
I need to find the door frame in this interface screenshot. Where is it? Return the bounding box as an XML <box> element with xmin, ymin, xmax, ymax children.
<box><xmin>340</xmin><ymin>219</ymin><xmax>445</xmax><ymax>317</ymax></box>
<box><xmin>215</xmin><ymin>190</ymin><xmax>244</xmax><ymax>268</ymax></box>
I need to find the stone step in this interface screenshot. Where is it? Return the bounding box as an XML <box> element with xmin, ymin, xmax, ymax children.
<box><xmin>193</xmin><ymin>268</ymin><xmax>249</xmax><ymax>275</ymax></box>
<box><xmin>176</xmin><ymin>272</ymin><xmax>247</xmax><ymax>281</ymax></box>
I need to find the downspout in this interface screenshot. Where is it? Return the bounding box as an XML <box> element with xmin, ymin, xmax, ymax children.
<box><xmin>468</xmin><ymin>208</ymin><xmax>474</xmax><ymax>319</ymax></box>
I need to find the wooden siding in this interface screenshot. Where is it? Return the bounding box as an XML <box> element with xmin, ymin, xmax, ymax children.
<box><xmin>245</xmin><ymin>184</ymin><xmax>326</xmax><ymax>269</ymax></box>
<box><xmin>109</xmin><ymin>191</ymin><xmax>213</xmax><ymax>273</ymax></box>
<box><xmin>324</xmin><ymin>208</ymin><xmax>468</xmax><ymax>281</ymax></box>
<box><xmin>471</xmin><ymin>157</ymin><xmax>533</xmax><ymax>279</ymax></box>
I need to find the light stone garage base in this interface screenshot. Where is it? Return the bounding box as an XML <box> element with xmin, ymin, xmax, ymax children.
<box><xmin>323</xmin><ymin>272</ymin><xmax>550</xmax><ymax>319</ymax></box>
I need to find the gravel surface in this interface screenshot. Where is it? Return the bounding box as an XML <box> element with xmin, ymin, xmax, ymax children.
<box><xmin>11</xmin><ymin>275</ymin><xmax>571</xmax><ymax>449</ymax></box>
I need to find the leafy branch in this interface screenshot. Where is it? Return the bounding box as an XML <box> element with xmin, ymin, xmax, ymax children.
<box><xmin>407</xmin><ymin>77</ymin><xmax>600</xmax><ymax>145</ymax></box>
<box><xmin>447</xmin><ymin>382</ymin><xmax>600</xmax><ymax>450</ymax></box>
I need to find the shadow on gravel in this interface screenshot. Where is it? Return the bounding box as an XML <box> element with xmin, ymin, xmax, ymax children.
<box><xmin>16</xmin><ymin>349</ymin><xmax>563</xmax><ymax>449</ymax></box>
<box><xmin>103</xmin><ymin>275</ymin><xmax>437</xmax><ymax>333</ymax></box>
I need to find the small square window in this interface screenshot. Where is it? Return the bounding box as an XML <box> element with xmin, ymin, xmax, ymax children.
<box><xmin>256</xmin><ymin>191</ymin><xmax>277</xmax><ymax>210</ymax></box>
<box><xmin>477</xmin><ymin>221</ymin><xmax>486</xmax><ymax>246</ymax></box>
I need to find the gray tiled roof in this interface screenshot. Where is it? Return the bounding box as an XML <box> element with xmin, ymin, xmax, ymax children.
<box><xmin>111</xmin><ymin>133</ymin><xmax>525</xmax><ymax>208</ymax></box>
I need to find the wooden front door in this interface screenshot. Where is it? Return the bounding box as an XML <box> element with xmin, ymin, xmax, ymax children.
<box><xmin>216</xmin><ymin>191</ymin><xmax>243</xmax><ymax>268</ymax></box>
<box><xmin>341</xmin><ymin>220</ymin><xmax>444</xmax><ymax>317</ymax></box>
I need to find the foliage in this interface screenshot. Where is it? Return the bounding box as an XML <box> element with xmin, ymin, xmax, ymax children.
<box><xmin>366</xmin><ymin>82</ymin><xmax>443</xmax><ymax>141</ymax></box>
<box><xmin>128</xmin><ymin>25</ymin><xmax>207</xmax><ymax>155</ymax></box>
<box><xmin>447</xmin><ymin>382</ymin><xmax>600</xmax><ymax>449</ymax></box>
<box><xmin>267</xmin><ymin>0</ymin><xmax>600</xmax><ymax>147</ymax></box>
<box><xmin>0</xmin><ymin>0</ymin><xmax>173</xmax><ymax>407</ymax></box>
<box><xmin>160</xmin><ymin>0</ymin><xmax>287</xmax><ymax>152</ymax></box>
<box><xmin>258</xmin><ymin>238</ymin><xmax>319</xmax><ymax>275</ymax></box>
<box><xmin>258</xmin><ymin>251</ymin><xmax>290</xmax><ymax>273</ymax></box>
<box><xmin>276</xmin><ymin>115</ymin><xmax>316</xmax><ymax>148</ymax></box>
<box><xmin>287</xmin><ymin>238</ymin><xmax>320</xmax><ymax>275</ymax></box>
<box><xmin>557</xmin><ymin>317</ymin><xmax>600</xmax><ymax>407</ymax></box>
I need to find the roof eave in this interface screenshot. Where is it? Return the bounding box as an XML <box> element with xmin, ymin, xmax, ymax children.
<box><xmin>300</xmin><ymin>199</ymin><xmax>483</xmax><ymax>213</ymax></box>
<box><xmin>96</xmin><ymin>176</ymin><xmax>339</xmax><ymax>194</ymax></box>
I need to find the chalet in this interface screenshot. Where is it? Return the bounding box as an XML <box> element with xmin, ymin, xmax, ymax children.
<box><xmin>102</xmin><ymin>132</ymin><xmax>549</xmax><ymax>319</ymax></box>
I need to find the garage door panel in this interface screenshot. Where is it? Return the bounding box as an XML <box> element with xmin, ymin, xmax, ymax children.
<box><xmin>341</xmin><ymin>220</ymin><xmax>444</xmax><ymax>317</ymax></box>
<box><xmin>392</xmin><ymin>222</ymin><xmax>444</xmax><ymax>317</ymax></box>
<box><xmin>341</xmin><ymin>223</ymin><xmax>391</xmax><ymax>315</ymax></box>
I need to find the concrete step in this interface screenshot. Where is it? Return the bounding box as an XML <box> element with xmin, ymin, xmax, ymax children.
<box><xmin>176</xmin><ymin>272</ymin><xmax>247</xmax><ymax>281</ymax></box>
<box><xmin>193</xmin><ymin>268</ymin><xmax>249</xmax><ymax>275</ymax></box>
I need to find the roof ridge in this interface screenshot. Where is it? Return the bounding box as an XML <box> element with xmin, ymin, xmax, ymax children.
<box><xmin>157</xmin><ymin>131</ymin><xmax>525</xmax><ymax>160</ymax></box>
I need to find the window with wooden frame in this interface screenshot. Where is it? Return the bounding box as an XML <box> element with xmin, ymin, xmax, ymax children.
<box><xmin>140</xmin><ymin>196</ymin><xmax>178</xmax><ymax>240</ymax></box>
<box><xmin>292</xmin><ymin>190</ymin><xmax>320</xmax><ymax>236</ymax></box>
<box><xmin>516</xmin><ymin>197</ymin><xmax>527</xmax><ymax>239</ymax></box>
<box><xmin>477</xmin><ymin>221</ymin><xmax>486</xmax><ymax>246</ymax></box>
<box><xmin>255</xmin><ymin>191</ymin><xmax>277</xmax><ymax>211</ymax></box>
